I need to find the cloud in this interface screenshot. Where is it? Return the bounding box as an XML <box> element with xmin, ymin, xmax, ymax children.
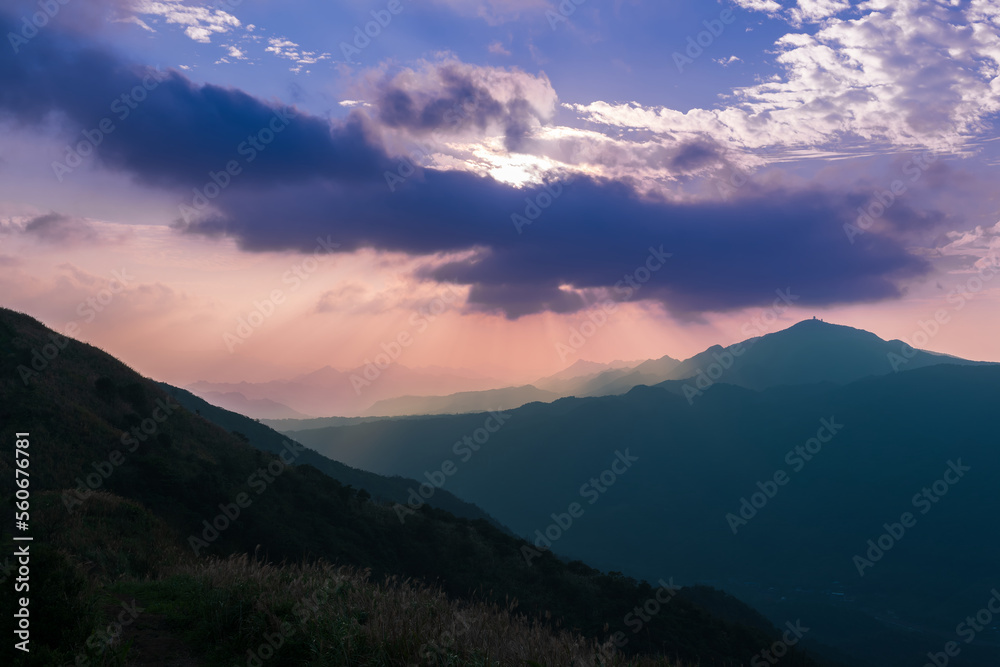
<box><xmin>1</xmin><ymin>213</ymin><xmax>132</xmax><ymax>247</ymax></box>
<box><xmin>789</xmin><ymin>0</ymin><xmax>852</xmax><ymax>25</ymax></box>
<box><xmin>713</xmin><ymin>55</ymin><xmax>742</xmax><ymax>66</ymax></box>
<box><xmin>265</xmin><ymin>36</ymin><xmax>330</xmax><ymax>67</ymax></box>
<box><xmin>21</xmin><ymin>213</ymin><xmax>100</xmax><ymax>245</ymax></box>
<box><xmin>178</xmin><ymin>169</ymin><xmax>932</xmax><ymax>318</ymax></box>
<box><xmin>669</xmin><ymin>140</ymin><xmax>723</xmax><ymax>172</ymax></box>
<box><xmin>131</xmin><ymin>0</ymin><xmax>240</xmax><ymax>43</ymax></box>
<box><xmin>940</xmin><ymin>220</ymin><xmax>1000</xmax><ymax>272</ymax></box>
<box><xmin>732</xmin><ymin>0</ymin><xmax>851</xmax><ymax>24</ymax></box>
<box><xmin>364</xmin><ymin>59</ymin><xmax>558</xmax><ymax>152</ymax></box>
<box><xmin>0</xmin><ymin>11</ymin><xmax>934</xmax><ymax>320</ymax></box>
<box><xmin>488</xmin><ymin>41</ymin><xmax>512</xmax><ymax>56</ymax></box>
<box><xmin>729</xmin><ymin>0</ymin><xmax>782</xmax><ymax>15</ymax></box>
<box><xmin>572</xmin><ymin>0</ymin><xmax>1000</xmax><ymax>153</ymax></box>
<box><xmin>115</xmin><ymin>15</ymin><xmax>156</xmax><ymax>32</ymax></box>
<box><xmin>0</xmin><ymin>17</ymin><xmax>390</xmax><ymax>190</ymax></box>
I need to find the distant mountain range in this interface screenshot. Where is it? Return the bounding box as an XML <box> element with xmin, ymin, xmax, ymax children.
<box><xmin>187</xmin><ymin>363</ymin><xmax>499</xmax><ymax>418</ymax></box>
<box><xmin>281</xmin><ymin>320</ymin><xmax>1000</xmax><ymax>666</ymax></box>
<box><xmin>193</xmin><ymin>320</ymin><xmax>992</xmax><ymax>421</ymax></box>
<box><xmin>289</xmin><ymin>319</ymin><xmax>991</xmax><ymax>419</ymax></box>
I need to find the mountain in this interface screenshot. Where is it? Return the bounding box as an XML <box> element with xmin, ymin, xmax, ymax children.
<box><xmin>296</xmin><ymin>320</ymin><xmax>992</xmax><ymax>421</ymax></box>
<box><xmin>193</xmin><ymin>390</ymin><xmax>312</xmax><ymax>419</ymax></box>
<box><xmin>158</xmin><ymin>382</ymin><xmax>504</xmax><ymax>526</ymax></box>
<box><xmin>535</xmin><ymin>358</ymin><xmax>645</xmax><ymax>388</ymax></box>
<box><xmin>548</xmin><ymin>355</ymin><xmax>681</xmax><ymax>392</ymax></box>
<box><xmin>187</xmin><ymin>363</ymin><xmax>500</xmax><ymax>418</ymax></box>
<box><xmin>0</xmin><ymin>307</ymin><xmax>835</xmax><ymax>666</ymax></box>
<box><xmin>286</xmin><ymin>322</ymin><xmax>1000</xmax><ymax>667</ymax></box>
<box><xmin>648</xmin><ymin>318</ymin><xmax>990</xmax><ymax>391</ymax></box>
<box><xmin>363</xmin><ymin>384</ymin><xmax>560</xmax><ymax>416</ymax></box>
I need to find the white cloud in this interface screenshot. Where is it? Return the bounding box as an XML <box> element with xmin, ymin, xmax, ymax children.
<box><xmin>729</xmin><ymin>0</ymin><xmax>782</xmax><ymax>15</ymax></box>
<box><xmin>789</xmin><ymin>0</ymin><xmax>852</xmax><ymax>25</ymax></box>
<box><xmin>732</xmin><ymin>0</ymin><xmax>850</xmax><ymax>24</ymax></box>
<box><xmin>131</xmin><ymin>0</ymin><xmax>241</xmax><ymax>43</ymax></box>
<box><xmin>571</xmin><ymin>0</ymin><xmax>1000</xmax><ymax>155</ymax></box>
<box><xmin>714</xmin><ymin>55</ymin><xmax>742</xmax><ymax>66</ymax></box>
<box><xmin>265</xmin><ymin>36</ymin><xmax>330</xmax><ymax>66</ymax></box>
<box><xmin>115</xmin><ymin>15</ymin><xmax>156</xmax><ymax>32</ymax></box>
<box><xmin>488</xmin><ymin>40</ymin><xmax>512</xmax><ymax>56</ymax></box>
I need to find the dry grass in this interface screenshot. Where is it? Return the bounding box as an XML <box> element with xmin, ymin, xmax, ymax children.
<box><xmin>136</xmin><ymin>553</ymin><xmax>687</xmax><ymax>667</ymax></box>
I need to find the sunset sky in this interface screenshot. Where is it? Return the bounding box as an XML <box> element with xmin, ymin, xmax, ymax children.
<box><xmin>1</xmin><ymin>0</ymin><xmax>999</xmax><ymax>388</ymax></box>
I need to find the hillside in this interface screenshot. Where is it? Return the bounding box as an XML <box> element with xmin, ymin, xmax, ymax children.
<box><xmin>158</xmin><ymin>382</ymin><xmax>505</xmax><ymax>527</ymax></box>
<box><xmin>288</xmin><ymin>360</ymin><xmax>1000</xmax><ymax>666</ymax></box>
<box><xmin>0</xmin><ymin>307</ymin><xmax>834</xmax><ymax>666</ymax></box>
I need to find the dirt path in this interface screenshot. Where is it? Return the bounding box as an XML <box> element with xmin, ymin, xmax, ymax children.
<box><xmin>106</xmin><ymin>594</ymin><xmax>199</xmax><ymax>667</ymax></box>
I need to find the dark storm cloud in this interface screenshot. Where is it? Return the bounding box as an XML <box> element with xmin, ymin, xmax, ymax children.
<box><xmin>0</xmin><ymin>13</ymin><xmax>390</xmax><ymax>189</ymax></box>
<box><xmin>182</xmin><ymin>171</ymin><xmax>931</xmax><ymax>318</ymax></box>
<box><xmin>0</xmin><ymin>12</ymin><xmax>932</xmax><ymax>319</ymax></box>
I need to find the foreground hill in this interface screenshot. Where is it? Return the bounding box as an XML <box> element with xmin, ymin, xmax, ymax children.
<box><xmin>0</xmin><ymin>307</ymin><xmax>834</xmax><ymax>666</ymax></box>
<box><xmin>290</xmin><ymin>353</ymin><xmax>1000</xmax><ymax>665</ymax></box>
<box><xmin>158</xmin><ymin>382</ymin><xmax>505</xmax><ymax>528</ymax></box>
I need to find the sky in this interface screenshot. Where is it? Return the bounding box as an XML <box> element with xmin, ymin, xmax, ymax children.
<box><xmin>1</xmin><ymin>0</ymin><xmax>999</xmax><ymax>387</ymax></box>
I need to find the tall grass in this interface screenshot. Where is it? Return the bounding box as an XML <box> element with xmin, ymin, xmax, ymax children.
<box><xmin>121</xmin><ymin>554</ymin><xmax>685</xmax><ymax>667</ymax></box>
